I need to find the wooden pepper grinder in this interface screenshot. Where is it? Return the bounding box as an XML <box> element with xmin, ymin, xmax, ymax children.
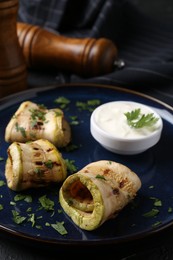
<box><xmin>0</xmin><ymin>0</ymin><xmax>27</xmax><ymax>98</ymax></box>
<box><xmin>17</xmin><ymin>22</ymin><xmax>118</xmax><ymax>77</ymax></box>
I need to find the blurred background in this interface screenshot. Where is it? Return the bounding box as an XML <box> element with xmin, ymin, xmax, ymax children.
<box><xmin>133</xmin><ymin>0</ymin><xmax>173</xmax><ymax>22</ymax></box>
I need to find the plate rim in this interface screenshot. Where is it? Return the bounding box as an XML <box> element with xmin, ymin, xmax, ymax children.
<box><xmin>0</xmin><ymin>83</ymin><xmax>172</xmax><ymax>112</ymax></box>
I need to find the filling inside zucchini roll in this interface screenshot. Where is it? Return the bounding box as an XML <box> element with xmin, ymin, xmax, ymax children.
<box><xmin>5</xmin><ymin>139</ymin><xmax>67</xmax><ymax>191</ymax></box>
<box><xmin>59</xmin><ymin>160</ymin><xmax>141</xmax><ymax>231</ymax></box>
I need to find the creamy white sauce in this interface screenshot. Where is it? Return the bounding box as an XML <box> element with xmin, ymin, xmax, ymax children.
<box><xmin>94</xmin><ymin>101</ymin><xmax>162</xmax><ymax>139</ymax></box>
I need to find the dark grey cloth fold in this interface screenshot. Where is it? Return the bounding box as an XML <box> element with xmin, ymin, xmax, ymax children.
<box><xmin>18</xmin><ymin>0</ymin><xmax>173</xmax><ymax>93</ymax></box>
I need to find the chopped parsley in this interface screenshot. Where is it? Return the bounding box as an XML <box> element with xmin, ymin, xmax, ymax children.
<box><xmin>38</xmin><ymin>195</ymin><xmax>54</xmax><ymax>211</ymax></box>
<box><xmin>95</xmin><ymin>174</ymin><xmax>106</xmax><ymax>180</ymax></box>
<box><xmin>142</xmin><ymin>208</ymin><xmax>160</xmax><ymax>218</ymax></box>
<box><xmin>76</xmin><ymin>99</ymin><xmax>101</xmax><ymax>112</ymax></box>
<box><xmin>65</xmin><ymin>159</ymin><xmax>78</xmax><ymax>173</ymax></box>
<box><xmin>69</xmin><ymin>115</ymin><xmax>79</xmax><ymax>125</ymax></box>
<box><xmin>29</xmin><ymin>108</ymin><xmax>46</xmax><ymax>121</ymax></box>
<box><xmin>12</xmin><ymin>210</ymin><xmax>26</xmax><ymax>224</ymax></box>
<box><xmin>13</xmin><ymin>194</ymin><xmax>32</xmax><ymax>203</ymax></box>
<box><xmin>64</xmin><ymin>143</ymin><xmax>79</xmax><ymax>152</ymax></box>
<box><xmin>152</xmin><ymin>221</ymin><xmax>162</xmax><ymax>228</ymax></box>
<box><xmin>168</xmin><ymin>207</ymin><xmax>173</xmax><ymax>213</ymax></box>
<box><xmin>0</xmin><ymin>180</ymin><xmax>5</xmax><ymax>187</ymax></box>
<box><xmin>150</xmin><ymin>197</ymin><xmax>162</xmax><ymax>207</ymax></box>
<box><xmin>44</xmin><ymin>160</ymin><xmax>54</xmax><ymax>169</ymax></box>
<box><xmin>15</xmin><ymin>122</ymin><xmax>26</xmax><ymax>138</ymax></box>
<box><xmin>54</xmin><ymin>96</ymin><xmax>70</xmax><ymax>109</ymax></box>
<box><xmin>51</xmin><ymin>221</ymin><xmax>68</xmax><ymax>235</ymax></box>
<box><xmin>28</xmin><ymin>213</ymin><xmax>36</xmax><ymax>227</ymax></box>
<box><xmin>124</xmin><ymin>108</ymin><xmax>159</xmax><ymax>128</ymax></box>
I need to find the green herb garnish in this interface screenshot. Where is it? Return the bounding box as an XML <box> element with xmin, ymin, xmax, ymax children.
<box><xmin>12</xmin><ymin>210</ymin><xmax>26</xmax><ymax>224</ymax></box>
<box><xmin>65</xmin><ymin>159</ymin><xmax>78</xmax><ymax>173</ymax></box>
<box><xmin>124</xmin><ymin>108</ymin><xmax>159</xmax><ymax>128</ymax></box>
<box><xmin>44</xmin><ymin>160</ymin><xmax>53</xmax><ymax>169</ymax></box>
<box><xmin>38</xmin><ymin>195</ymin><xmax>54</xmax><ymax>211</ymax></box>
<box><xmin>95</xmin><ymin>174</ymin><xmax>106</xmax><ymax>180</ymax></box>
<box><xmin>15</xmin><ymin>122</ymin><xmax>27</xmax><ymax>138</ymax></box>
<box><xmin>14</xmin><ymin>194</ymin><xmax>32</xmax><ymax>202</ymax></box>
<box><xmin>152</xmin><ymin>221</ymin><xmax>162</xmax><ymax>228</ymax></box>
<box><xmin>54</xmin><ymin>96</ymin><xmax>70</xmax><ymax>109</ymax></box>
<box><xmin>168</xmin><ymin>207</ymin><xmax>173</xmax><ymax>213</ymax></box>
<box><xmin>51</xmin><ymin>221</ymin><xmax>68</xmax><ymax>235</ymax></box>
<box><xmin>76</xmin><ymin>99</ymin><xmax>101</xmax><ymax>112</ymax></box>
<box><xmin>0</xmin><ymin>180</ymin><xmax>5</xmax><ymax>187</ymax></box>
<box><xmin>142</xmin><ymin>208</ymin><xmax>159</xmax><ymax>217</ymax></box>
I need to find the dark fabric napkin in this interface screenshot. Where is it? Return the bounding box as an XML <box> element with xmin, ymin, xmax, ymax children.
<box><xmin>18</xmin><ymin>0</ymin><xmax>173</xmax><ymax>94</ymax></box>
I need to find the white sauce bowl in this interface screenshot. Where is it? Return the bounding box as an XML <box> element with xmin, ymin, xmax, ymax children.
<box><xmin>90</xmin><ymin>101</ymin><xmax>163</xmax><ymax>155</ymax></box>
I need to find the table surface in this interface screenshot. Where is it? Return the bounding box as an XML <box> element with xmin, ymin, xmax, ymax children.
<box><xmin>1</xmin><ymin>1</ymin><xmax>173</xmax><ymax>259</ymax></box>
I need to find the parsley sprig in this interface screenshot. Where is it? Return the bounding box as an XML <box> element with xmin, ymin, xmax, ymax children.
<box><xmin>124</xmin><ymin>108</ymin><xmax>159</xmax><ymax>128</ymax></box>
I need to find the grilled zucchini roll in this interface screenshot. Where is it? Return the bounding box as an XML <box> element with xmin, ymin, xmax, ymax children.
<box><xmin>5</xmin><ymin>139</ymin><xmax>67</xmax><ymax>191</ymax></box>
<box><xmin>59</xmin><ymin>160</ymin><xmax>141</xmax><ymax>231</ymax></box>
<box><xmin>5</xmin><ymin>101</ymin><xmax>71</xmax><ymax>148</ymax></box>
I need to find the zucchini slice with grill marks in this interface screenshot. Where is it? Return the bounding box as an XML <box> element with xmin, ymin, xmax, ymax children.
<box><xmin>5</xmin><ymin>101</ymin><xmax>71</xmax><ymax>148</ymax></box>
<box><xmin>59</xmin><ymin>160</ymin><xmax>141</xmax><ymax>231</ymax></box>
<box><xmin>5</xmin><ymin>139</ymin><xmax>67</xmax><ymax>191</ymax></box>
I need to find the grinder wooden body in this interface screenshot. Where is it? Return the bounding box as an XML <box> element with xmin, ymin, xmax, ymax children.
<box><xmin>0</xmin><ymin>1</ymin><xmax>27</xmax><ymax>98</ymax></box>
<box><xmin>17</xmin><ymin>22</ymin><xmax>118</xmax><ymax>77</ymax></box>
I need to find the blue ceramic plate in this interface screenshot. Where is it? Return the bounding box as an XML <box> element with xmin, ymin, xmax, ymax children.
<box><xmin>0</xmin><ymin>83</ymin><xmax>173</xmax><ymax>246</ymax></box>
